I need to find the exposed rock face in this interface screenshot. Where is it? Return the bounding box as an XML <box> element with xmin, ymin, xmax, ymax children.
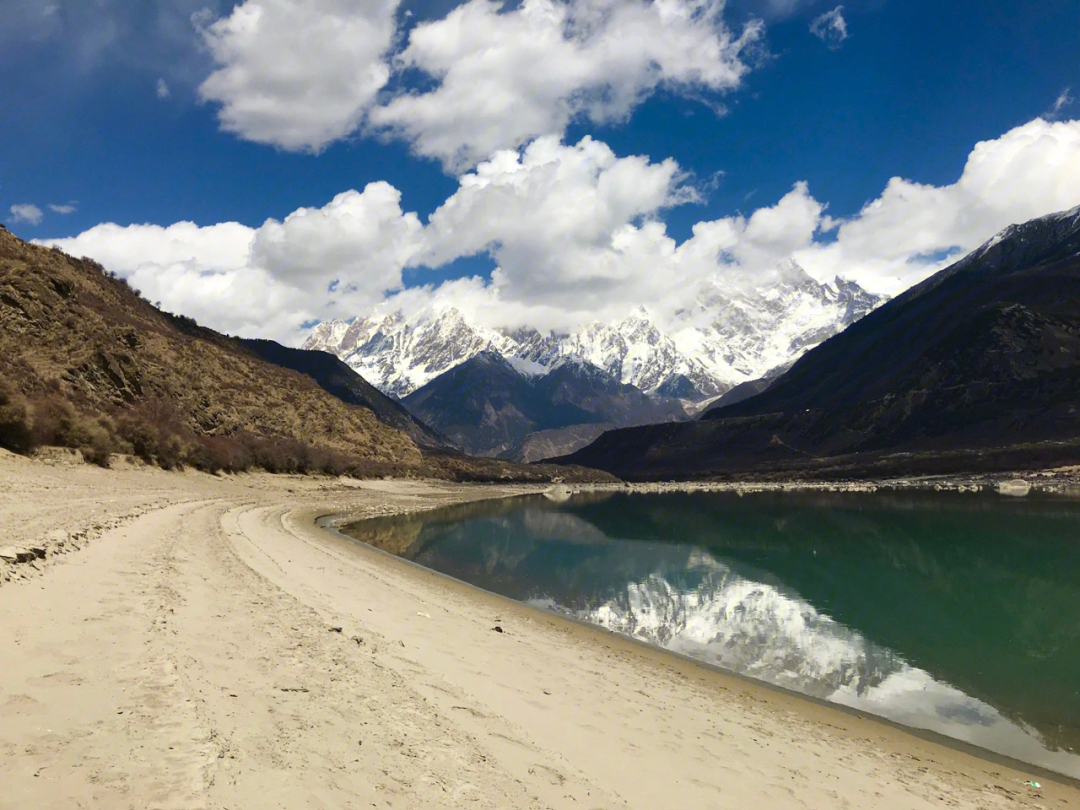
<box><xmin>303</xmin><ymin>263</ymin><xmax>885</xmax><ymax>401</ymax></box>
<box><xmin>557</xmin><ymin>206</ymin><xmax>1080</xmax><ymax>478</ymax></box>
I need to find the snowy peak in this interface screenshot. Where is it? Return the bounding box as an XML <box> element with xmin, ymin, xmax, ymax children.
<box><xmin>304</xmin><ymin>306</ymin><xmax>516</xmax><ymax>397</ymax></box>
<box><xmin>303</xmin><ymin>271</ymin><xmax>887</xmax><ymax>400</ymax></box>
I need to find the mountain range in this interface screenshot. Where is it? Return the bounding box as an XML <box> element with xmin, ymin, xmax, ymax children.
<box><xmin>559</xmin><ymin>205</ymin><xmax>1080</xmax><ymax>479</ymax></box>
<box><xmin>303</xmin><ymin>262</ymin><xmax>885</xmax><ymax>402</ymax></box>
<box><xmin>303</xmin><ymin>262</ymin><xmax>885</xmax><ymax>457</ymax></box>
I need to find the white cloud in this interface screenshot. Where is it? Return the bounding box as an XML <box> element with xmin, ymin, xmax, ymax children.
<box><xmin>192</xmin><ymin>0</ymin><xmax>763</xmax><ymax>163</ymax></box>
<box><xmin>418</xmin><ymin>135</ymin><xmax>692</xmax><ymax>318</ymax></box>
<box><xmin>250</xmin><ymin>183</ymin><xmax>423</xmax><ymax>296</ymax></box>
<box><xmin>42</xmin><ymin>219</ymin><xmax>304</xmax><ymax>339</ymax></box>
<box><xmin>809</xmin><ymin>6</ymin><xmax>847</xmax><ymax>49</ymax></box>
<box><xmin>371</xmin><ymin>0</ymin><xmax>764</xmax><ymax>169</ymax></box>
<box><xmin>40</xmin><ymin>118</ymin><xmax>1080</xmax><ymax>342</ymax></box>
<box><xmin>408</xmin><ymin>117</ymin><xmax>1080</xmax><ymax>323</ymax></box>
<box><xmin>156</xmin><ymin>77</ymin><xmax>171</xmax><ymax>99</ymax></box>
<box><xmin>1046</xmin><ymin>87</ymin><xmax>1074</xmax><ymax>121</ymax></box>
<box><xmin>197</xmin><ymin>0</ymin><xmax>401</xmax><ymax>152</ymax></box>
<box><xmin>49</xmin><ymin>203</ymin><xmax>77</xmax><ymax>214</ymax></box>
<box><xmin>10</xmin><ymin>204</ymin><xmax>44</xmax><ymax>226</ymax></box>
<box><xmin>795</xmin><ymin>117</ymin><xmax>1080</xmax><ymax>292</ymax></box>
<box><xmin>41</xmin><ymin>183</ymin><xmax>421</xmax><ymax>341</ymax></box>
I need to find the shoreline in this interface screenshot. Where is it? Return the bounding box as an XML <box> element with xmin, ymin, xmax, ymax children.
<box><xmin>317</xmin><ymin>506</ymin><xmax>1080</xmax><ymax>789</ymax></box>
<box><xmin>1</xmin><ymin>451</ymin><xmax>1077</xmax><ymax>808</ymax></box>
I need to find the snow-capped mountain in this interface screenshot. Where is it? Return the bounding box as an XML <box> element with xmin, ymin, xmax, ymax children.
<box><xmin>303</xmin><ymin>262</ymin><xmax>885</xmax><ymax>400</ymax></box>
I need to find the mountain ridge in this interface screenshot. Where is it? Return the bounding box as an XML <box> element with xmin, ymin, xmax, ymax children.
<box><xmin>236</xmin><ymin>338</ymin><xmax>454</xmax><ymax>451</ymax></box>
<box><xmin>556</xmin><ymin>207</ymin><xmax>1080</xmax><ymax>479</ymax></box>
<box><xmin>0</xmin><ymin>227</ymin><xmax>618</xmax><ymax>483</ymax></box>
<box><xmin>303</xmin><ymin>263</ymin><xmax>886</xmax><ymax>401</ymax></box>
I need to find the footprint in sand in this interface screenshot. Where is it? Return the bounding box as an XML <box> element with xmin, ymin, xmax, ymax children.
<box><xmin>450</xmin><ymin>705</ymin><xmax>488</xmax><ymax>719</ymax></box>
<box><xmin>527</xmin><ymin>763</ymin><xmax>567</xmax><ymax>786</ymax></box>
<box><xmin>0</xmin><ymin>694</ymin><xmax>43</xmax><ymax>716</ymax></box>
<box><xmin>28</xmin><ymin>671</ymin><xmax>85</xmax><ymax>687</ymax></box>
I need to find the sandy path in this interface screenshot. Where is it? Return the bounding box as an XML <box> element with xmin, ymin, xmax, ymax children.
<box><xmin>0</xmin><ymin>454</ymin><xmax>1075</xmax><ymax>809</ymax></box>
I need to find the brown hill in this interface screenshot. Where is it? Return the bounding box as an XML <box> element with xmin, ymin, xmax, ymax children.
<box><xmin>0</xmin><ymin>225</ymin><xmax>420</xmax><ymax>472</ymax></box>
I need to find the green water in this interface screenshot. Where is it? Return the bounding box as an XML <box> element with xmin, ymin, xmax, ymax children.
<box><xmin>340</xmin><ymin>490</ymin><xmax>1080</xmax><ymax>777</ymax></box>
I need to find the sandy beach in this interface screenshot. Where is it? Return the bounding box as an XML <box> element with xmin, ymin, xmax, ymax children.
<box><xmin>1</xmin><ymin>450</ymin><xmax>1076</xmax><ymax>809</ymax></box>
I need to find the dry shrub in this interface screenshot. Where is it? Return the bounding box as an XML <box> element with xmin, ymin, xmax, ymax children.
<box><xmin>115</xmin><ymin>398</ymin><xmax>192</xmax><ymax>469</ymax></box>
<box><xmin>181</xmin><ymin>434</ymin><xmax>251</xmax><ymax>474</ymax></box>
<box><xmin>29</xmin><ymin>394</ymin><xmax>117</xmax><ymax>467</ymax></box>
<box><xmin>2</xmin><ymin>384</ymin><xmax>406</xmax><ymax>478</ymax></box>
<box><xmin>0</xmin><ymin>381</ymin><xmax>34</xmax><ymax>454</ymax></box>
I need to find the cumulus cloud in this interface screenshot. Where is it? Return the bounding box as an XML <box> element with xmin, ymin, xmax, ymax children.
<box><xmin>418</xmin><ymin>136</ymin><xmax>693</xmax><ymax>317</ymax></box>
<box><xmin>156</xmin><ymin>78</ymin><xmax>171</xmax><ymax>99</ymax></box>
<box><xmin>41</xmin><ymin>118</ymin><xmax>1080</xmax><ymax>342</ymax></box>
<box><xmin>796</xmin><ymin>117</ymin><xmax>1080</xmax><ymax>291</ymax></box>
<box><xmin>42</xmin><ymin>183</ymin><xmax>421</xmax><ymax>341</ymax></box>
<box><xmin>371</xmin><ymin>0</ymin><xmax>764</xmax><ymax>169</ymax></box>
<box><xmin>192</xmin><ymin>0</ymin><xmax>763</xmax><ymax>164</ymax></box>
<box><xmin>250</xmin><ymin>183</ymin><xmax>423</xmax><ymax>296</ymax></box>
<box><xmin>10</xmin><ymin>204</ymin><xmax>44</xmax><ymax>226</ymax></box>
<box><xmin>197</xmin><ymin>0</ymin><xmax>401</xmax><ymax>152</ymax></box>
<box><xmin>809</xmin><ymin>6</ymin><xmax>847</xmax><ymax>49</ymax></box>
<box><xmin>49</xmin><ymin>203</ymin><xmax>77</xmax><ymax>214</ymax></box>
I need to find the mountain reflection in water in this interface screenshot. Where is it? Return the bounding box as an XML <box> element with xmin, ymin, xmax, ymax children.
<box><xmin>340</xmin><ymin>490</ymin><xmax>1080</xmax><ymax>777</ymax></box>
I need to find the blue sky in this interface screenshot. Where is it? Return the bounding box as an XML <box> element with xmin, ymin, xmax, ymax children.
<box><xmin>5</xmin><ymin>0</ymin><xmax>1080</xmax><ymax>340</ymax></box>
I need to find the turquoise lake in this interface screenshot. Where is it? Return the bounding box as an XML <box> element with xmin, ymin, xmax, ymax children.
<box><xmin>340</xmin><ymin>490</ymin><xmax>1080</xmax><ymax>778</ymax></box>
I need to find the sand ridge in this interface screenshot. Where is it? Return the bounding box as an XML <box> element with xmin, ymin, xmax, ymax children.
<box><xmin>0</xmin><ymin>451</ymin><xmax>1075</xmax><ymax>808</ymax></box>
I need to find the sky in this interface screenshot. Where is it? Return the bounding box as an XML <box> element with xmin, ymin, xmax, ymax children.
<box><xmin>2</xmin><ymin>0</ymin><xmax>1079</xmax><ymax>342</ymax></box>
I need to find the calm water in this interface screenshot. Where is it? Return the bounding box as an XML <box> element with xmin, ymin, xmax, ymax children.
<box><xmin>340</xmin><ymin>490</ymin><xmax>1080</xmax><ymax>777</ymax></box>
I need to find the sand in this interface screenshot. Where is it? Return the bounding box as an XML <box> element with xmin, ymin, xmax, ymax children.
<box><xmin>0</xmin><ymin>449</ymin><xmax>1075</xmax><ymax>809</ymax></box>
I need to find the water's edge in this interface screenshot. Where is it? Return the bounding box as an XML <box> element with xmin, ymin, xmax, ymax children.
<box><xmin>313</xmin><ymin>498</ymin><xmax>1080</xmax><ymax>788</ymax></box>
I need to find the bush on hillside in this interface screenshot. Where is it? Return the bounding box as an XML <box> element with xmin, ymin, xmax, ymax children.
<box><xmin>0</xmin><ymin>383</ymin><xmax>414</xmax><ymax>478</ymax></box>
<box><xmin>30</xmin><ymin>394</ymin><xmax>117</xmax><ymax>467</ymax></box>
<box><xmin>0</xmin><ymin>382</ymin><xmax>34</xmax><ymax>454</ymax></box>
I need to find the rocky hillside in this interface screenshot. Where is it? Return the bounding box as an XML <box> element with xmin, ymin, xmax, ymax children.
<box><xmin>236</xmin><ymin>338</ymin><xmax>453</xmax><ymax>451</ymax></box>
<box><xmin>0</xmin><ymin>226</ymin><xmax>421</xmax><ymax>470</ymax></box>
<box><xmin>558</xmin><ymin>206</ymin><xmax>1080</xmax><ymax>479</ymax></box>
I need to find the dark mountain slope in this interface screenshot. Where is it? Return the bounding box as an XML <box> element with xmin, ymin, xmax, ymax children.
<box><xmin>237</xmin><ymin>338</ymin><xmax>454</xmax><ymax>451</ymax></box>
<box><xmin>558</xmin><ymin>206</ymin><xmax>1080</xmax><ymax>479</ymax></box>
<box><xmin>402</xmin><ymin>352</ymin><xmax>600</xmax><ymax>456</ymax></box>
<box><xmin>501</xmin><ymin>423</ymin><xmax>612</xmax><ymax>464</ymax></box>
<box><xmin>402</xmin><ymin>352</ymin><xmax>686</xmax><ymax>457</ymax></box>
